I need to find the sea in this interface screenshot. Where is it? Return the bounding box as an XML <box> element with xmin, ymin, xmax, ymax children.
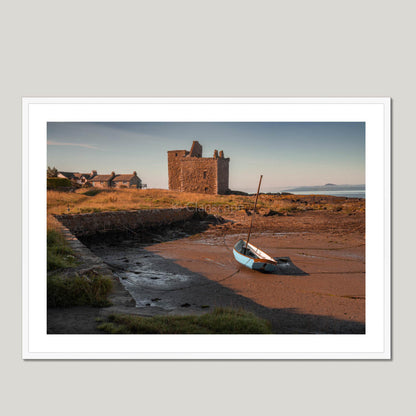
<box><xmin>287</xmin><ymin>189</ymin><xmax>365</xmax><ymax>199</ymax></box>
<box><xmin>254</xmin><ymin>185</ymin><xmax>366</xmax><ymax>199</ymax></box>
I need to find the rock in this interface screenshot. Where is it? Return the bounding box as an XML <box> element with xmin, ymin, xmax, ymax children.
<box><xmin>261</xmin><ymin>209</ymin><xmax>279</xmax><ymax>217</ymax></box>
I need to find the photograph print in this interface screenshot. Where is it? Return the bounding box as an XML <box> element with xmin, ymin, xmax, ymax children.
<box><xmin>23</xmin><ymin>98</ymin><xmax>390</xmax><ymax>359</ymax></box>
<box><xmin>47</xmin><ymin>121</ymin><xmax>365</xmax><ymax>335</ymax></box>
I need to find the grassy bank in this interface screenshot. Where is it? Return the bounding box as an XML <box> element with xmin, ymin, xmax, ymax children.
<box><xmin>47</xmin><ymin>188</ymin><xmax>365</xmax><ymax>218</ymax></box>
<box><xmin>48</xmin><ymin>272</ymin><xmax>113</xmax><ymax>308</ymax></box>
<box><xmin>47</xmin><ymin>229</ymin><xmax>77</xmax><ymax>271</ymax></box>
<box><xmin>47</xmin><ymin>228</ymin><xmax>113</xmax><ymax>308</ymax></box>
<box><xmin>47</xmin><ymin>188</ymin><xmax>253</xmax><ymax>215</ymax></box>
<box><xmin>97</xmin><ymin>308</ymin><xmax>272</xmax><ymax>334</ymax></box>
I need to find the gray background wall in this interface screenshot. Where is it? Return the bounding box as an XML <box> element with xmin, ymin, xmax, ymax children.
<box><xmin>1</xmin><ymin>1</ymin><xmax>413</xmax><ymax>415</ymax></box>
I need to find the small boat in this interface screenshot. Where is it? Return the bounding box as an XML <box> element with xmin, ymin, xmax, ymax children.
<box><xmin>233</xmin><ymin>174</ymin><xmax>278</xmax><ymax>272</ymax></box>
<box><xmin>233</xmin><ymin>239</ymin><xmax>277</xmax><ymax>272</ymax></box>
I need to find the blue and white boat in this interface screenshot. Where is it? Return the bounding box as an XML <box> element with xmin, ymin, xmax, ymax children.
<box><xmin>233</xmin><ymin>239</ymin><xmax>278</xmax><ymax>273</ymax></box>
<box><xmin>232</xmin><ymin>175</ymin><xmax>279</xmax><ymax>272</ymax></box>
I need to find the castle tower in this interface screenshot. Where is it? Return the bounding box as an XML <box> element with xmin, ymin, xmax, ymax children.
<box><xmin>167</xmin><ymin>149</ymin><xmax>189</xmax><ymax>191</ymax></box>
<box><xmin>167</xmin><ymin>141</ymin><xmax>229</xmax><ymax>194</ymax></box>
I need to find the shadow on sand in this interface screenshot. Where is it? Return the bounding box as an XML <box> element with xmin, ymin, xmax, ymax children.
<box><xmin>271</xmin><ymin>257</ymin><xmax>309</xmax><ymax>276</ymax></box>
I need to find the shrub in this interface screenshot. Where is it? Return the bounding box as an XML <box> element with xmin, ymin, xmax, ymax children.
<box><xmin>47</xmin><ymin>177</ymin><xmax>73</xmax><ymax>190</ymax></box>
<box><xmin>47</xmin><ymin>166</ymin><xmax>58</xmax><ymax>178</ymax></box>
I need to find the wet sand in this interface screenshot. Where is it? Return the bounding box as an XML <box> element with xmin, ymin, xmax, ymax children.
<box><xmin>86</xmin><ymin>209</ymin><xmax>365</xmax><ymax>333</ymax></box>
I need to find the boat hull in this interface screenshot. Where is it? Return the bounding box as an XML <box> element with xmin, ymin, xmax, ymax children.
<box><xmin>233</xmin><ymin>240</ymin><xmax>277</xmax><ymax>273</ymax></box>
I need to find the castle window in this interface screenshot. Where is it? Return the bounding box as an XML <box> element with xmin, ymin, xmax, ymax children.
<box><xmin>203</xmin><ymin>171</ymin><xmax>207</xmax><ymax>179</ymax></box>
<box><xmin>175</xmin><ymin>153</ymin><xmax>178</xmax><ymax>156</ymax></box>
<box><xmin>205</xmin><ymin>187</ymin><xmax>208</xmax><ymax>192</ymax></box>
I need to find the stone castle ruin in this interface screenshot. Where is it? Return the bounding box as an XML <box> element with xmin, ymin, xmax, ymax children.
<box><xmin>168</xmin><ymin>141</ymin><xmax>229</xmax><ymax>194</ymax></box>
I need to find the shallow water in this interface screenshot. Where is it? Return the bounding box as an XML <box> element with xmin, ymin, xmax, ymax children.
<box><xmin>89</xmin><ymin>244</ymin><xmax>198</xmax><ymax>310</ymax></box>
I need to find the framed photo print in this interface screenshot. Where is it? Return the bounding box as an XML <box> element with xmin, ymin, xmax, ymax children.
<box><xmin>22</xmin><ymin>97</ymin><xmax>391</xmax><ymax>359</ymax></box>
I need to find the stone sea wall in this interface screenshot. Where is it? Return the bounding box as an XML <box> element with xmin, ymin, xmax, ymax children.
<box><xmin>55</xmin><ymin>208</ymin><xmax>195</xmax><ymax>237</ymax></box>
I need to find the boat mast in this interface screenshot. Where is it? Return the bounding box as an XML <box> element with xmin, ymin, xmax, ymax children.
<box><xmin>245</xmin><ymin>175</ymin><xmax>263</xmax><ymax>250</ymax></box>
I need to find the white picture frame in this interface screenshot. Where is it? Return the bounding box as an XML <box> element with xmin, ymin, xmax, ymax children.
<box><xmin>22</xmin><ymin>97</ymin><xmax>391</xmax><ymax>359</ymax></box>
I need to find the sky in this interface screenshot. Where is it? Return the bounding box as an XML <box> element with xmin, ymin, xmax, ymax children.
<box><xmin>47</xmin><ymin>122</ymin><xmax>365</xmax><ymax>192</ymax></box>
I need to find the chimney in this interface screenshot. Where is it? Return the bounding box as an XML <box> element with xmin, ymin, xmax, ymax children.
<box><xmin>91</xmin><ymin>170</ymin><xmax>97</xmax><ymax>177</ymax></box>
<box><xmin>213</xmin><ymin>150</ymin><xmax>218</xmax><ymax>158</ymax></box>
<box><xmin>133</xmin><ymin>171</ymin><xmax>137</xmax><ymax>176</ymax></box>
<box><xmin>219</xmin><ymin>150</ymin><xmax>224</xmax><ymax>158</ymax></box>
<box><xmin>111</xmin><ymin>171</ymin><xmax>115</xmax><ymax>178</ymax></box>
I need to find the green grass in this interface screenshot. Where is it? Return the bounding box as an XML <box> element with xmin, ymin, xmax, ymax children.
<box><xmin>97</xmin><ymin>308</ymin><xmax>272</xmax><ymax>334</ymax></box>
<box><xmin>47</xmin><ymin>229</ymin><xmax>113</xmax><ymax>308</ymax></box>
<box><xmin>47</xmin><ymin>272</ymin><xmax>113</xmax><ymax>308</ymax></box>
<box><xmin>47</xmin><ymin>229</ymin><xmax>77</xmax><ymax>271</ymax></box>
